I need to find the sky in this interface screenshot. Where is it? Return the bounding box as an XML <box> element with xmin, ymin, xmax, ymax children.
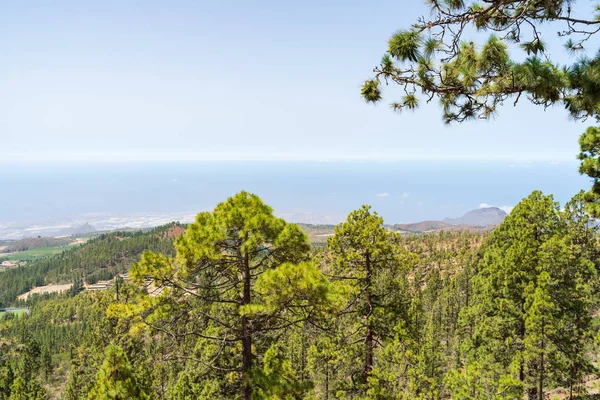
<box><xmin>0</xmin><ymin>0</ymin><xmax>593</xmax><ymax>162</ymax></box>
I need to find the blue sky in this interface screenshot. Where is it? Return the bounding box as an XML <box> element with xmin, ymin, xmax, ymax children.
<box><xmin>0</xmin><ymin>0</ymin><xmax>591</xmax><ymax>162</ymax></box>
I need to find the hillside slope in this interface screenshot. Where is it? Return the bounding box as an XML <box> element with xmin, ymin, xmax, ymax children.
<box><xmin>0</xmin><ymin>223</ymin><xmax>185</xmax><ymax>307</ymax></box>
<box><xmin>1</xmin><ymin>237</ymin><xmax>72</xmax><ymax>253</ymax></box>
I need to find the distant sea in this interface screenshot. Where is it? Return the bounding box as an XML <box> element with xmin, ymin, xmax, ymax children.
<box><xmin>0</xmin><ymin>161</ymin><xmax>590</xmax><ymax>238</ymax></box>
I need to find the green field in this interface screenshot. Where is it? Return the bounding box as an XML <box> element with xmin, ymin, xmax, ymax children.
<box><xmin>1</xmin><ymin>244</ymin><xmax>80</xmax><ymax>262</ymax></box>
<box><xmin>0</xmin><ymin>308</ymin><xmax>28</xmax><ymax>318</ymax></box>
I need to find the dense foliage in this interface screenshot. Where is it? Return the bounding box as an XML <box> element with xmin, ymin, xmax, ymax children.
<box><xmin>0</xmin><ymin>191</ymin><xmax>598</xmax><ymax>399</ymax></box>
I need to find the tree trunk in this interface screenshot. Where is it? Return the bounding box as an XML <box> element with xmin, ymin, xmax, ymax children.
<box><xmin>519</xmin><ymin>319</ymin><xmax>525</xmax><ymax>384</ymax></box>
<box><xmin>569</xmin><ymin>344</ymin><xmax>577</xmax><ymax>400</ymax></box>
<box><xmin>538</xmin><ymin>320</ymin><xmax>544</xmax><ymax>400</ymax></box>
<box><xmin>325</xmin><ymin>360</ymin><xmax>329</xmax><ymax>400</ymax></box>
<box><xmin>569</xmin><ymin>384</ymin><xmax>573</xmax><ymax>400</ymax></box>
<box><xmin>364</xmin><ymin>252</ymin><xmax>374</xmax><ymax>382</ymax></box>
<box><xmin>569</xmin><ymin>363</ymin><xmax>573</xmax><ymax>400</ymax></box>
<box><xmin>242</xmin><ymin>250</ymin><xmax>253</xmax><ymax>400</ymax></box>
<box><xmin>527</xmin><ymin>387</ymin><xmax>538</xmax><ymax>400</ymax></box>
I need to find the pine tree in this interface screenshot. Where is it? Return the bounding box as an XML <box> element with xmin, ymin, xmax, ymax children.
<box><xmin>65</xmin><ymin>346</ymin><xmax>96</xmax><ymax>400</ymax></box>
<box><xmin>7</xmin><ymin>377</ymin><xmax>27</xmax><ymax>400</ymax></box>
<box><xmin>88</xmin><ymin>344</ymin><xmax>145</xmax><ymax>400</ymax></box>
<box><xmin>523</xmin><ymin>272</ymin><xmax>556</xmax><ymax>400</ymax></box>
<box><xmin>168</xmin><ymin>371</ymin><xmax>214</xmax><ymax>400</ymax></box>
<box><xmin>127</xmin><ymin>191</ymin><xmax>333</xmax><ymax>400</ymax></box>
<box><xmin>327</xmin><ymin>205</ymin><xmax>416</xmax><ymax>396</ymax></box>
<box><xmin>40</xmin><ymin>347</ymin><xmax>52</xmax><ymax>383</ymax></box>
<box><xmin>456</xmin><ymin>190</ymin><xmax>599</xmax><ymax>398</ymax></box>
<box><xmin>7</xmin><ymin>376</ymin><xmax>46</xmax><ymax>400</ymax></box>
<box><xmin>0</xmin><ymin>362</ymin><xmax>14</xmax><ymax>400</ymax></box>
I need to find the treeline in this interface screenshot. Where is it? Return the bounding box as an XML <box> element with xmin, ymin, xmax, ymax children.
<box><xmin>0</xmin><ymin>223</ymin><xmax>182</xmax><ymax>307</ymax></box>
<box><xmin>0</xmin><ymin>191</ymin><xmax>598</xmax><ymax>400</ymax></box>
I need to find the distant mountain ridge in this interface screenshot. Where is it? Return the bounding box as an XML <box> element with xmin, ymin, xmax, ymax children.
<box><xmin>56</xmin><ymin>222</ymin><xmax>97</xmax><ymax>236</ymax></box>
<box><xmin>444</xmin><ymin>207</ymin><xmax>508</xmax><ymax>227</ymax></box>
<box><xmin>392</xmin><ymin>207</ymin><xmax>508</xmax><ymax>233</ymax></box>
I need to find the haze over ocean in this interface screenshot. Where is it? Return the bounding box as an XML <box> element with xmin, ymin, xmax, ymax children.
<box><xmin>0</xmin><ymin>161</ymin><xmax>588</xmax><ymax>225</ymax></box>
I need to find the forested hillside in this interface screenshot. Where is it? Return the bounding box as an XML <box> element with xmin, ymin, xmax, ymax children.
<box><xmin>0</xmin><ymin>223</ymin><xmax>183</xmax><ymax>307</ymax></box>
<box><xmin>0</xmin><ymin>191</ymin><xmax>597</xmax><ymax>399</ymax></box>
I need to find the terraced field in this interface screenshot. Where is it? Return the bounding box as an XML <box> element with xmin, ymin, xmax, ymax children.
<box><xmin>17</xmin><ymin>284</ymin><xmax>73</xmax><ymax>301</ymax></box>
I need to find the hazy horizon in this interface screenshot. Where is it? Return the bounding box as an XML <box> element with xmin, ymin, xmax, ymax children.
<box><xmin>0</xmin><ymin>160</ymin><xmax>589</xmax><ymax>239</ymax></box>
<box><xmin>0</xmin><ymin>2</ymin><xmax>592</xmax><ymax>234</ymax></box>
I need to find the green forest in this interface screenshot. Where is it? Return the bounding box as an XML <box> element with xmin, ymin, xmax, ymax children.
<box><xmin>0</xmin><ymin>190</ymin><xmax>598</xmax><ymax>399</ymax></box>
